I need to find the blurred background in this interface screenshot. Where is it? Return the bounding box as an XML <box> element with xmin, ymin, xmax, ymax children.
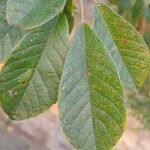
<box><xmin>0</xmin><ymin>0</ymin><xmax>150</xmax><ymax>149</ymax></box>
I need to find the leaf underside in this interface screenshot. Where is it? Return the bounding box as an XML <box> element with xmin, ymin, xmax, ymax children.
<box><xmin>6</xmin><ymin>0</ymin><xmax>66</xmax><ymax>30</ymax></box>
<box><xmin>94</xmin><ymin>4</ymin><xmax>150</xmax><ymax>89</ymax></box>
<box><xmin>0</xmin><ymin>15</ymin><xmax>69</xmax><ymax>120</ymax></box>
<box><xmin>58</xmin><ymin>24</ymin><xmax>126</xmax><ymax>150</ymax></box>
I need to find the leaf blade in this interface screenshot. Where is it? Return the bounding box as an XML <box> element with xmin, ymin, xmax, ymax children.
<box><xmin>0</xmin><ymin>15</ymin><xmax>69</xmax><ymax>120</ymax></box>
<box><xmin>58</xmin><ymin>24</ymin><xmax>126</xmax><ymax>150</ymax></box>
<box><xmin>6</xmin><ymin>0</ymin><xmax>66</xmax><ymax>29</ymax></box>
<box><xmin>129</xmin><ymin>0</ymin><xmax>144</xmax><ymax>26</ymax></box>
<box><xmin>64</xmin><ymin>0</ymin><xmax>74</xmax><ymax>33</ymax></box>
<box><xmin>0</xmin><ymin>0</ymin><xmax>23</xmax><ymax>63</ymax></box>
<box><xmin>94</xmin><ymin>4</ymin><xmax>150</xmax><ymax>89</ymax></box>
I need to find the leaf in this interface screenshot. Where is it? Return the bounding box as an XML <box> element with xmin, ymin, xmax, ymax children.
<box><xmin>94</xmin><ymin>4</ymin><xmax>150</xmax><ymax>89</ymax></box>
<box><xmin>0</xmin><ymin>27</ymin><xmax>24</xmax><ymax>63</ymax></box>
<box><xmin>6</xmin><ymin>0</ymin><xmax>66</xmax><ymax>30</ymax></box>
<box><xmin>58</xmin><ymin>24</ymin><xmax>126</xmax><ymax>150</ymax></box>
<box><xmin>0</xmin><ymin>0</ymin><xmax>23</xmax><ymax>63</ymax></box>
<box><xmin>128</xmin><ymin>0</ymin><xmax>144</xmax><ymax>26</ymax></box>
<box><xmin>116</xmin><ymin>0</ymin><xmax>137</xmax><ymax>11</ymax></box>
<box><xmin>0</xmin><ymin>0</ymin><xmax>10</xmax><ymax>40</ymax></box>
<box><xmin>144</xmin><ymin>27</ymin><xmax>150</xmax><ymax>48</ymax></box>
<box><xmin>0</xmin><ymin>15</ymin><xmax>69</xmax><ymax>120</ymax></box>
<box><xmin>144</xmin><ymin>3</ymin><xmax>150</xmax><ymax>23</ymax></box>
<box><xmin>64</xmin><ymin>0</ymin><xmax>74</xmax><ymax>33</ymax></box>
<box><xmin>109</xmin><ymin>0</ymin><xmax>144</xmax><ymax>26</ymax></box>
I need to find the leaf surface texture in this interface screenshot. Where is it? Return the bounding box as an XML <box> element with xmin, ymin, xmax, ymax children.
<box><xmin>94</xmin><ymin>4</ymin><xmax>150</xmax><ymax>89</ymax></box>
<box><xmin>58</xmin><ymin>24</ymin><xmax>126</xmax><ymax>150</ymax></box>
<box><xmin>6</xmin><ymin>0</ymin><xmax>66</xmax><ymax>29</ymax></box>
<box><xmin>0</xmin><ymin>15</ymin><xmax>69</xmax><ymax>120</ymax></box>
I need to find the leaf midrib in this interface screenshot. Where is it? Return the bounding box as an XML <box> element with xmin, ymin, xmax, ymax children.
<box><xmin>82</xmin><ymin>26</ymin><xmax>97</xmax><ymax>150</ymax></box>
<box><xmin>82</xmin><ymin>25</ymin><xmax>124</xmax><ymax>149</ymax></box>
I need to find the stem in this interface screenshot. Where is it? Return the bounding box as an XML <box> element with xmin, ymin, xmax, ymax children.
<box><xmin>80</xmin><ymin>0</ymin><xmax>84</xmax><ymax>23</ymax></box>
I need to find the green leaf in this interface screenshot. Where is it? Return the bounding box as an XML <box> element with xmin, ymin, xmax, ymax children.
<box><xmin>116</xmin><ymin>0</ymin><xmax>137</xmax><ymax>11</ymax></box>
<box><xmin>6</xmin><ymin>0</ymin><xmax>66</xmax><ymax>30</ymax></box>
<box><xmin>94</xmin><ymin>4</ymin><xmax>150</xmax><ymax>89</ymax></box>
<box><xmin>64</xmin><ymin>0</ymin><xmax>74</xmax><ymax>33</ymax></box>
<box><xmin>0</xmin><ymin>15</ymin><xmax>69</xmax><ymax>120</ymax></box>
<box><xmin>144</xmin><ymin>27</ymin><xmax>150</xmax><ymax>48</ymax></box>
<box><xmin>109</xmin><ymin>0</ymin><xmax>145</xmax><ymax>26</ymax></box>
<box><xmin>0</xmin><ymin>0</ymin><xmax>10</xmax><ymax>40</ymax></box>
<box><xmin>0</xmin><ymin>0</ymin><xmax>23</xmax><ymax>63</ymax></box>
<box><xmin>58</xmin><ymin>24</ymin><xmax>126</xmax><ymax>150</ymax></box>
<box><xmin>144</xmin><ymin>3</ymin><xmax>150</xmax><ymax>23</ymax></box>
<box><xmin>128</xmin><ymin>0</ymin><xmax>144</xmax><ymax>26</ymax></box>
<box><xmin>0</xmin><ymin>27</ymin><xmax>24</xmax><ymax>63</ymax></box>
